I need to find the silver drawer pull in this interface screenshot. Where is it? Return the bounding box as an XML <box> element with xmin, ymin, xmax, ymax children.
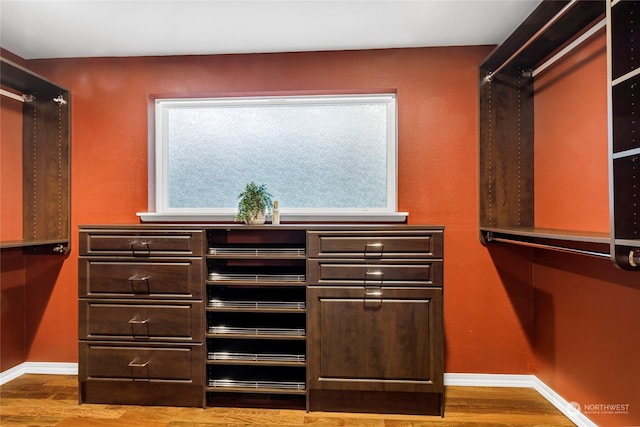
<box><xmin>364</xmin><ymin>286</ymin><xmax>383</xmax><ymax>306</ymax></box>
<box><xmin>364</xmin><ymin>270</ymin><xmax>383</xmax><ymax>285</ymax></box>
<box><xmin>128</xmin><ymin>276</ymin><xmax>150</xmax><ymax>293</ymax></box>
<box><xmin>130</xmin><ymin>241</ymin><xmax>150</xmax><ymax>256</ymax></box>
<box><xmin>365</xmin><ymin>242</ymin><xmax>384</xmax><ymax>257</ymax></box>
<box><xmin>128</xmin><ymin>359</ymin><xmax>150</xmax><ymax>368</ymax></box>
<box><xmin>128</xmin><ymin>318</ymin><xmax>149</xmax><ymax>325</ymax></box>
<box><xmin>364</xmin><ymin>288</ymin><xmax>383</xmax><ymax>298</ymax></box>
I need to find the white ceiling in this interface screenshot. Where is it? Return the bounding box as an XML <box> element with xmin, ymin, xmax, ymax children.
<box><xmin>0</xmin><ymin>0</ymin><xmax>541</xmax><ymax>60</ymax></box>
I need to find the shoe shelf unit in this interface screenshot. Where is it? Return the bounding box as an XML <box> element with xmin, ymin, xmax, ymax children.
<box><xmin>205</xmin><ymin>228</ymin><xmax>307</xmax><ymax>404</ymax></box>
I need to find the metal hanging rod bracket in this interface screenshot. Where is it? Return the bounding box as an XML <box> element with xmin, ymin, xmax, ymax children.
<box><xmin>1</xmin><ymin>88</ymin><xmax>35</xmax><ymax>103</ymax></box>
<box><xmin>484</xmin><ymin>0</ymin><xmax>579</xmax><ymax>83</ymax></box>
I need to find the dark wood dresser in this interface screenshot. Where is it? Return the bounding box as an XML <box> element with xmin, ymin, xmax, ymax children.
<box><xmin>306</xmin><ymin>228</ymin><xmax>444</xmax><ymax>414</ymax></box>
<box><xmin>78</xmin><ymin>228</ymin><xmax>205</xmax><ymax>406</ymax></box>
<box><xmin>78</xmin><ymin>224</ymin><xmax>444</xmax><ymax>414</ymax></box>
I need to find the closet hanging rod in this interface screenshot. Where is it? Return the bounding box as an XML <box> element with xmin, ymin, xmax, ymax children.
<box><xmin>0</xmin><ymin>88</ymin><xmax>34</xmax><ymax>103</ymax></box>
<box><xmin>532</xmin><ymin>18</ymin><xmax>606</xmax><ymax>78</ymax></box>
<box><xmin>489</xmin><ymin>236</ymin><xmax>610</xmax><ymax>259</ymax></box>
<box><xmin>484</xmin><ymin>0</ymin><xmax>578</xmax><ymax>82</ymax></box>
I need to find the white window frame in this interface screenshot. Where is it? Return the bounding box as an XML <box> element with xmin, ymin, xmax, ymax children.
<box><xmin>139</xmin><ymin>93</ymin><xmax>407</xmax><ymax>223</ymax></box>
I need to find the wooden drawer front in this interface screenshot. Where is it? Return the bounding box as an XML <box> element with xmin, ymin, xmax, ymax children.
<box><xmin>307</xmin><ymin>260</ymin><xmax>443</xmax><ymax>287</ymax></box>
<box><xmin>80</xmin><ymin>301</ymin><xmax>203</xmax><ymax>341</ymax></box>
<box><xmin>307</xmin><ymin>287</ymin><xmax>443</xmax><ymax>393</ymax></box>
<box><xmin>80</xmin><ymin>231</ymin><xmax>203</xmax><ymax>256</ymax></box>
<box><xmin>80</xmin><ymin>343</ymin><xmax>203</xmax><ymax>384</ymax></box>
<box><xmin>307</xmin><ymin>230</ymin><xmax>443</xmax><ymax>259</ymax></box>
<box><xmin>79</xmin><ymin>259</ymin><xmax>203</xmax><ymax>299</ymax></box>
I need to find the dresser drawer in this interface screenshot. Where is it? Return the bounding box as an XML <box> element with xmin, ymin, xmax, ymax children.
<box><xmin>307</xmin><ymin>259</ymin><xmax>443</xmax><ymax>287</ymax></box>
<box><xmin>307</xmin><ymin>230</ymin><xmax>443</xmax><ymax>258</ymax></box>
<box><xmin>79</xmin><ymin>258</ymin><xmax>203</xmax><ymax>299</ymax></box>
<box><xmin>79</xmin><ymin>342</ymin><xmax>204</xmax><ymax>384</ymax></box>
<box><xmin>79</xmin><ymin>230</ymin><xmax>204</xmax><ymax>256</ymax></box>
<box><xmin>80</xmin><ymin>300</ymin><xmax>203</xmax><ymax>341</ymax></box>
<box><xmin>307</xmin><ymin>286</ymin><xmax>443</xmax><ymax>392</ymax></box>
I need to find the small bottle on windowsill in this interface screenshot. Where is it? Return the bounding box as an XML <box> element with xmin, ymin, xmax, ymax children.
<box><xmin>272</xmin><ymin>200</ymin><xmax>280</xmax><ymax>225</ymax></box>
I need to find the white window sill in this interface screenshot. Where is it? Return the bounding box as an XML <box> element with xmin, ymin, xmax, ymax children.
<box><xmin>136</xmin><ymin>212</ymin><xmax>409</xmax><ymax>223</ymax></box>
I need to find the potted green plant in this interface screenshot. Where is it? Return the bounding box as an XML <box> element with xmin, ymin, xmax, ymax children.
<box><xmin>235</xmin><ymin>181</ymin><xmax>273</xmax><ymax>225</ymax></box>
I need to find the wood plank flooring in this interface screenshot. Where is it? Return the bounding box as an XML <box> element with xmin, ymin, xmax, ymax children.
<box><xmin>0</xmin><ymin>375</ymin><xmax>575</xmax><ymax>426</ymax></box>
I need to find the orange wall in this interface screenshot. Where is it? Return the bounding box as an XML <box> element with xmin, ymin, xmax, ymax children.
<box><xmin>21</xmin><ymin>46</ymin><xmax>535</xmax><ymax>374</ymax></box>
<box><xmin>533</xmin><ymin>251</ymin><xmax>639</xmax><ymax>426</ymax></box>
<box><xmin>0</xmin><ymin>96</ymin><xmax>24</xmax><ymax>242</ymax></box>
<box><xmin>533</xmin><ymin>31</ymin><xmax>609</xmax><ymax>232</ymax></box>
<box><xmin>3</xmin><ymin>43</ymin><xmax>638</xmax><ymax>425</ymax></box>
<box><xmin>532</xmin><ymin>30</ymin><xmax>640</xmax><ymax>426</ymax></box>
<box><xmin>1</xmin><ymin>49</ymin><xmax>28</xmax><ymax>371</ymax></box>
<box><xmin>0</xmin><ymin>249</ymin><xmax>26</xmax><ymax>371</ymax></box>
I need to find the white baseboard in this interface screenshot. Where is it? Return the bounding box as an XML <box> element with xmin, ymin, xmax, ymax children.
<box><xmin>531</xmin><ymin>376</ymin><xmax>598</xmax><ymax>427</ymax></box>
<box><xmin>445</xmin><ymin>373</ymin><xmax>598</xmax><ymax>427</ymax></box>
<box><xmin>0</xmin><ymin>366</ymin><xmax>597</xmax><ymax>426</ymax></box>
<box><xmin>444</xmin><ymin>372</ymin><xmax>535</xmax><ymax>388</ymax></box>
<box><xmin>0</xmin><ymin>362</ymin><xmax>78</xmax><ymax>386</ymax></box>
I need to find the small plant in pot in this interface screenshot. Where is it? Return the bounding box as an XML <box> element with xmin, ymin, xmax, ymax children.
<box><xmin>236</xmin><ymin>181</ymin><xmax>273</xmax><ymax>225</ymax></box>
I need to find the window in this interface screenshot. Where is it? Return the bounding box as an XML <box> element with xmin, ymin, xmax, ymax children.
<box><xmin>141</xmin><ymin>93</ymin><xmax>405</xmax><ymax>222</ymax></box>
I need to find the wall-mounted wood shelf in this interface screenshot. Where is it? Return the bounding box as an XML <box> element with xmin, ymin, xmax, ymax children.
<box><xmin>608</xmin><ymin>0</ymin><xmax>640</xmax><ymax>268</ymax></box>
<box><xmin>1</xmin><ymin>57</ymin><xmax>70</xmax><ymax>254</ymax></box>
<box><xmin>479</xmin><ymin>0</ymin><xmax>640</xmax><ymax>270</ymax></box>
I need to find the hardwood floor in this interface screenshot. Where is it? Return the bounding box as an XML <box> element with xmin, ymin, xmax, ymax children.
<box><xmin>0</xmin><ymin>375</ymin><xmax>575</xmax><ymax>426</ymax></box>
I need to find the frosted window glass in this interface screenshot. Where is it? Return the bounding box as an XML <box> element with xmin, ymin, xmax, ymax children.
<box><xmin>157</xmin><ymin>94</ymin><xmax>396</xmax><ymax>213</ymax></box>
